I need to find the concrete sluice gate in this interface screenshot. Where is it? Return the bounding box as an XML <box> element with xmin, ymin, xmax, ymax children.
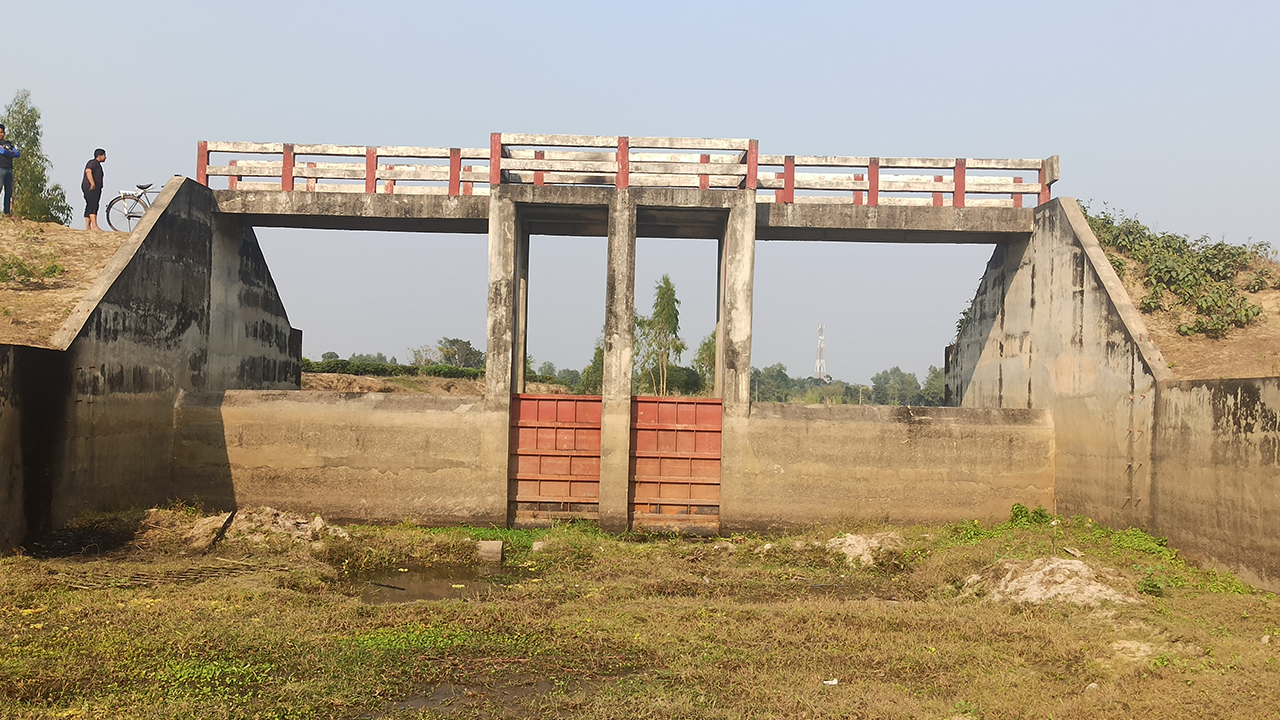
<box><xmin>0</xmin><ymin>134</ymin><xmax>1275</xmax><ymax>591</ymax></box>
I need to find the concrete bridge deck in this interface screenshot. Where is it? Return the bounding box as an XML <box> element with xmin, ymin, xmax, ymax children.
<box><xmin>201</xmin><ymin>133</ymin><xmax>1055</xmax><ymax>243</ymax></box>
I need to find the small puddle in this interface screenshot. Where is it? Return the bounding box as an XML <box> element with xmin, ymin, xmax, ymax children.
<box><xmin>358</xmin><ymin>566</ymin><xmax>503</xmax><ymax>604</ymax></box>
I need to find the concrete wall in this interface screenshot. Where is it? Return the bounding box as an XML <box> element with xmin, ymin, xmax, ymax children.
<box><xmin>172</xmin><ymin>390</ymin><xmax>502</xmax><ymax>525</ymax></box>
<box><xmin>0</xmin><ymin>347</ymin><xmax>21</xmax><ymax>547</ymax></box>
<box><xmin>1153</xmin><ymin>379</ymin><xmax>1280</xmax><ymax>590</ymax></box>
<box><xmin>1</xmin><ymin>178</ymin><xmax>303</xmax><ymax>540</ymax></box>
<box><xmin>947</xmin><ymin>199</ymin><xmax>1169</xmax><ymax>531</ymax></box>
<box><xmin>721</xmin><ymin>403</ymin><xmax>1055</xmax><ymax>531</ymax></box>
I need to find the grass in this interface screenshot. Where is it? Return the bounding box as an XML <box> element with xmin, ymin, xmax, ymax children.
<box><xmin>1</xmin><ymin>507</ymin><xmax>1277</xmax><ymax>719</ymax></box>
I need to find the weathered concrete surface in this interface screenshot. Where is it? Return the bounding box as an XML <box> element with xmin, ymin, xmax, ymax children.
<box><xmin>756</xmin><ymin>203</ymin><xmax>1033</xmax><ymax>243</ymax></box>
<box><xmin>947</xmin><ymin>199</ymin><xmax>1168</xmax><ymax>532</ymax></box>
<box><xmin>1153</xmin><ymin>379</ymin><xmax>1280</xmax><ymax>591</ymax></box>
<box><xmin>212</xmin><ymin>188</ymin><xmax>1037</xmax><ymax>244</ymax></box>
<box><xmin>0</xmin><ymin>178</ymin><xmax>304</xmax><ymax>547</ymax></box>
<box><xmin>599</xmin><ymin>190</ymin><xmax>637</xmax><ymax>532</ymax></box>
<box><xmin>0</xmin><ymin>347</ymin><xmax>21</xmax><ymax>547</ymax></box>
<box><xmin>721</xmin><ymin>404</ymin><xmax>1055</xmax><ymax>531</ymax></box>
<box><xmin>173</xmin><ymin>391</ymin><xmax>503</xmax><ymax>525</ymax></box>
<box><xmin>212</xmin><ymin>190</ymin><xmax>488</xmax><ymax>234</ymax></box>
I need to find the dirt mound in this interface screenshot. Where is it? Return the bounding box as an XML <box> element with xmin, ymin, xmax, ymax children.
<box><xmin>0</xmin><ymin>219</ymin><xmax>130</xmax><ymax>348</ymax></box>
<box><xmin>965</xmin><ymin>558</ymin><xmax>1136</xmax><ymax>606</ymax></box>
<box><xmin>826</xmin><ymin>532</ymin><xmax>903</xmax><ymax>566</ymax></box>
<box><xmin>1119</xmin><ymin>273</ymin><xmax>1280</xmax><ymax>380</ymax></box>
<box><xmin>183</xmin><ymin>507</ymin><xmax>349</xmax><ymax>548</ymax></box>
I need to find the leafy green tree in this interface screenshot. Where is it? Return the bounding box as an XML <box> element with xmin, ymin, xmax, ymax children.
<box><xmin>436</xmin><ymin>338</ymin><xmax>485</xmax><ymax>368</ymax></box>
<box><xmin>537</xmin><ymin>361</ymin><xmax>556</xmax><ymax>378</ymax></box>
<box><xmin>871</xmin><ymin>366</ymin><xmax>921</xmax><ymax>406</ymax></box>
<box><xmin>348</xmin><ymin>352</ymin><xmax>388</xmax><ymax>364</ymax></box>
<box><xmin>750</xmin><ymin>363</ymin><xmax>793</xmax><ymax>402</ymax></box>
<box><xmin>635</xmin><ymin>275</ymin><xmax>686</xmax><ymax>395</ymax></box>
<box><xmin>320</xmin><ymin>351</ymin><xmax>339</xmax><ymax>361</ymax></box>
<box><xmin>0</xmin><ymin>90</ymin><xmax>71</xmax><ymax>224</ymax></box>
<box><xmin>920</xmin><ymin>365</ymin><xmax>946</xmax><ymax>406</ymax></box>
<box><xmin>578</xmin><ymin>341</ymin><xmax>604</xmax><ymax>394</ymax></box>
<box><xmin>693</xmin><ymin>332</ymin><xmax>716</xmax><ymax>390</ymax></box>
<box><xmin>556</xmin><ymin>368</ymin><xmax>581</xmax><ymax>387</ymax></box>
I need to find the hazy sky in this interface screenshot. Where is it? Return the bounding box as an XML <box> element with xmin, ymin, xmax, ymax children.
<box><xmin>7</xmin><ymin>1</ymin><xmax>1277</xmax><ymax>382</ymax></box>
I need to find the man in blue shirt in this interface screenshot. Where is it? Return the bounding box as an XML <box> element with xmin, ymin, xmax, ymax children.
<box><xmin>0</xmin><ymin>124</ymin><xmax>19</xmax><ymax>217</ymax></box>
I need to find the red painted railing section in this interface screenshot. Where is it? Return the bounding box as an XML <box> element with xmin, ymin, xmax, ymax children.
<box><xmin>509</xmin><ymin>394</ymin><xmax>602</xmax><ymax>526</ymax></box>
<box><xmin>630</xmin><ymin>397</ymin><xmax>722</xmax><ymax>533</ymax></box>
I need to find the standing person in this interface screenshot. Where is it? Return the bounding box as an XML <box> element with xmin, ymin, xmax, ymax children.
<box><xmin>82</xmin><ymin>148</ymin><xmax>106</xmax><ymax>231</ymax></box>
<box><xmin>0</xmin><ymin>124</ymin><xmax>19</xmax><ymax>217</ymax></box>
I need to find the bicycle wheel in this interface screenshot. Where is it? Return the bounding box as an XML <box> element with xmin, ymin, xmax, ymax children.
<box><xmin>106</xmin><ymin>195</ymin><xmax>147</xmax><ymax>232</ymax></box>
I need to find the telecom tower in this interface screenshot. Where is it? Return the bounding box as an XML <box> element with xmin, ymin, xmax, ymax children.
<box><xmin>814</xmin><ymin>325</ymin><xmax>830</xmax><ymax>381</ymax></box>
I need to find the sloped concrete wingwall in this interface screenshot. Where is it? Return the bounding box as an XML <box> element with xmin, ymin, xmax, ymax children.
<box><xmin>721</xmin><ymin>403</ymin><xmax>1055</xmax><ymax>531</ymax></box>
<box><xmin>172</xmin><ymin>391</ymin><xmax>502</xmax><ymax>525</ymax></box>
<box><xmin>1153</xmin><ymin>379</ymin><xmax>1280</xmax><ymax>590</ymax></box>
<box><xmin>34</xmin><ymin>178</ymin><xmax>301</xmax><ymax>533</ymax></box>
<box><xmin>946</xmin><ymin>199</ymin><xmax>1170</xmax><ymax>530</ymax></box>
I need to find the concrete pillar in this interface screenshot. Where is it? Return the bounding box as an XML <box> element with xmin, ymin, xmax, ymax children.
<box><xmin>598</xmin><ymin>189</ymin><xmax>637</xmax><ymax>532</ymax></box>
<box><xmin>480</xmin><ymin>188</ymin><xmax>519</xmax><ymax>526</ymax></box>
<box><xmin>719</xmin><ymin>191</ymin><xmax>756</xmax><ymax>416</ymax></box>
<box><xmin>515</xmin><ymin>226</ymin><xmax>531</xmax><ymax>392</ymax></box>
<box><xmin>718</xmin><ymin>190</ymin><xmax>757</xmax><ymax>534</ymax></box>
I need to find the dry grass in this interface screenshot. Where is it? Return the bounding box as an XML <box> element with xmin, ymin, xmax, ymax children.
<box><xmin>1</xmin><ymin>508</ymin><xmax>1276</xmax><ymax>719</ymax></box>
<box><xmin>0</xmin><ymin>219</ymin><xmax>127</xmax><ymax>349</ymax></box>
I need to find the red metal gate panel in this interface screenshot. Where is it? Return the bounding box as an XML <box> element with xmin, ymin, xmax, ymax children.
<box><xmin>630</xmin><ymin>397</ymin><xmax>722</xmax><ymax>533</ymax></box>
<box><xmin>509</xmin><ymin>394</ymin><xmax>602</xmax><ymax>526</ymax></box>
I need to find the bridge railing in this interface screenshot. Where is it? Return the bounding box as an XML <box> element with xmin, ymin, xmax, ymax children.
<box><xmin>197</xmin><ymin>142</ymin><xmax>492</xmax><ymax>196</ymax></box>
<box><xmin>757</xmin><ymin>155</ymin><xmax>1059</xmax><ymax>207</ymax></box>
<box><xmin>492</xmin><ymin>134</ymin><xmax>756</xmax><ymax>190</ymax></box>
<box><xmin>197</xmin><ymin>137</ymin><xmax>1057</xmax><ymax>205</ymax></box>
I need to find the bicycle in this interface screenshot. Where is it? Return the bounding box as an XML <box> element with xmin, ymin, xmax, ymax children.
<box><xmin>106</xmin><ymin>183</ymin><xmax>159</xmax><ymax>232</ymax></box>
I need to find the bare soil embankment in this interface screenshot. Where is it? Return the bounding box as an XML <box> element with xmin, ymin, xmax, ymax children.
<box><xmin>1118</xmin><ymin>271</ymin><xmax>1280</xmax><ymax>380</ymax></box>
<box><xmin>0</xmin><ymin>219</ymin><xmax>128</xmax><ymax>349</ymax></box>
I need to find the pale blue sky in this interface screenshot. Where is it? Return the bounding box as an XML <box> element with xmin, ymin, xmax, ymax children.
<box><xmin>7</xmin><ymin>1</ymin><xmax>1277</xmax><ymax>382</ymax></box>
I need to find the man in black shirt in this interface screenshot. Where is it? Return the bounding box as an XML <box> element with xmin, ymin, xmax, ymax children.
<box><xmin>0</xmin><ymin>124</ymin><xmax>19</xmax><ymax>217</ymax></box>
<box><xmin>82</xmin><ymin>148</ymin><xmax>106</xmax><ymax>231</ymax></box>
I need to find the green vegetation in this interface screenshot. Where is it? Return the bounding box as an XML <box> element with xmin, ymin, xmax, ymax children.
<box><xmin>1084</xmin><ymin>204</ymin><xmax>1277</xmax><ymax>338</ymax></box>
<box><xmin>634</xmin><ymin>275</ymin><xmax>692</xmax><ymax>396</ymax></box>
<box><xmin>1</xmin><ymin>506</ymin><xmax>1275</xmax><ymax>718</ymax></box>
<box><xmin>300</xmin><ymin>358</ymin><xmax>483</xmax><ymax>380</ymax></box>
<box><xmin>0</xmin><ymin>250</ymin><xmax>64</xmax><ymax>285</ymax></box>
<box><xmin>750</xmin><ymin>363</ymin><xmax>944</xmax><ymax>406</ymax></box>
<box><xmin>1</xmin><ymin>90</ymin><xmax>71</xmax><ymax>225</ymax></box>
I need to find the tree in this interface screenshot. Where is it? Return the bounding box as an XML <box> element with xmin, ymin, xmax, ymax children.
<box><xmin>578</xmin><ymin>341</ymin><xmax>604</xmax><ymax>394</ymax></box>
<box><xmin>751</xmin><ymin>363</ymin><xmax>793</xmax><ymax>402</ymax></box>
<box><xmin>920</xmin><ymin>366</ymin><xmax>946</xmax><ymax>406</ymax></box>
<box><xmin>436</xmin><ymin>338</ymin><xmax>485</xmax><ymax>368</ymax></box>
<box><xmin>538</xmin><ymin>361</ymin><xmax>557</xmax><ymax>378</ymax></box>
<box><xmin>349</xmin><ymin>352</ymin><xmax>388</xmax><ymax>363</ymax></box>
<box><xmin>693</xmin><ymin>332</ymin><xmax>716</xmax><ymax>390</ymax></box>
<box><xmin>556</xmin><ymin>368</ymin><xmax>581</xmax><ymax>387</ymax></box>
<box><xmin>870</xmin><ymin>366</ymin><xmax>921</xmax><ymax>406</ymax></box>
<box><xmin>635</xmin><ymin>275</ymin><xmax>686</xmax><ymax>395</ymax></box>
<box><xmin>1</xmin><ymin>90</ymin><xmax>71</xmax><ymax>224</ymax></box>
<box><xmin>320</xmin><ymin>351</ymin><xmax>339</xmax><ymax>361</ymax></box>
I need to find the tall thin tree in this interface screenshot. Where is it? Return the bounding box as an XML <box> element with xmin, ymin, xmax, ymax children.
<box><xmin>1</xmin><ymin>90</ymin><xmax>71</xmax><ymax>224</ymax></box>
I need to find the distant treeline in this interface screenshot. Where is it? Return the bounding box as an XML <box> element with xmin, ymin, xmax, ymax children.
<box><xmin>300</xmin><ymin>358</ymin><xmax>483</xmax><ymax>380</ymax></box>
